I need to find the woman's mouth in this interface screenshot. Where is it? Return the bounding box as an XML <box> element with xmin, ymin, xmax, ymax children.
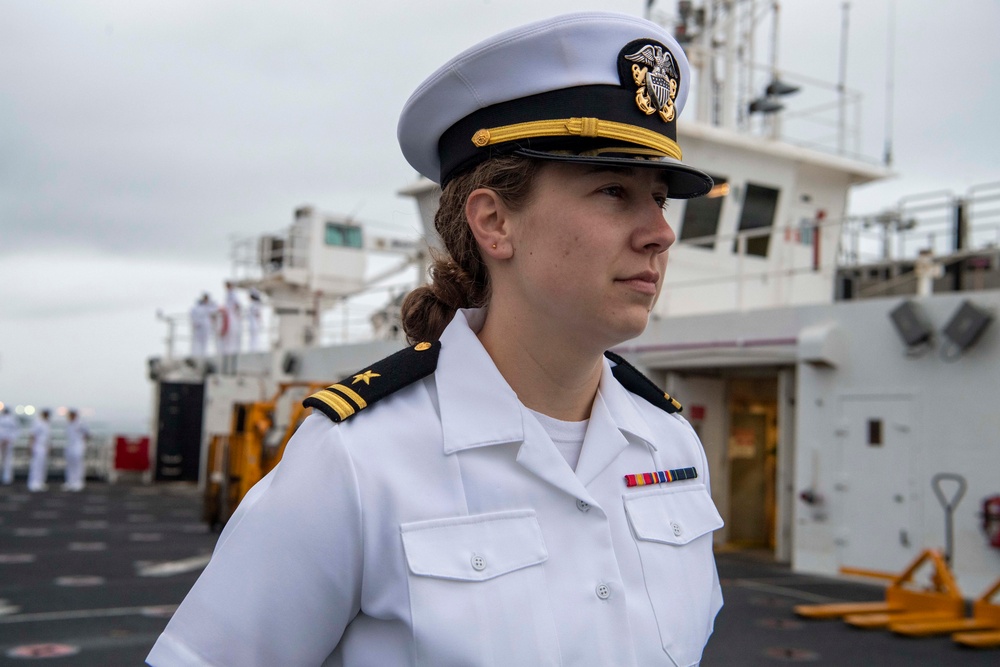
<box><xmin>617</xmin><ymin>271</ymin><xmax>659</xmax><ymax>295</ymax></box>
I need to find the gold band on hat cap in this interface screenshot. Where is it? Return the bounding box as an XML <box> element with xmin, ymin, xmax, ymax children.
<box><xmin>471</xmin><ymin>117</ymin><xmax>683</xmax><ymax>161</ymax></box>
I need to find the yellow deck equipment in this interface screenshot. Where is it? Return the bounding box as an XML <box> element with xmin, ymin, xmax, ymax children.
<box><xmin>793</xmin><ymin>549</ymin><xmax>965</xmax><ymax>630</ymax></box>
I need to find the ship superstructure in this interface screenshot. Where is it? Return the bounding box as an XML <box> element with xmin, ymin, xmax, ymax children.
<box><xmin>149</xmin><ymin>1</ymin><xmax>1000</xmax><ymax>596</ymax></box>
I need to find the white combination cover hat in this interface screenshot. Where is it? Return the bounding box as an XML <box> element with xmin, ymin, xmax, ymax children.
<box><xmin>397</xmin><ymin>11</ymin><xmax>712</xmax><ymax>198</ymax></box>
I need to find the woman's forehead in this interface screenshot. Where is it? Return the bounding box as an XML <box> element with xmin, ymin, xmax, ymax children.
<box><xmin>545</xmin><ymin>162</ymin><xmax>672</xmax><ymax>187</ymax></box>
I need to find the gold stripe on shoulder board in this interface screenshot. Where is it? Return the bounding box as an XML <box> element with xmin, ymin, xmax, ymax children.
<box><xmin>310</xmin><ymin>390</ymin><xmax>355</xmax><ymax>421</ymax></box>
<box><xmin>330</xmin><ymin>384</ymin><xmax>367</xmax><ymax>410</ymax></box>
<box><xmin>303</xmin><ymin>340</ymin><xmax>442</xmax><ymax>424</ymax></box>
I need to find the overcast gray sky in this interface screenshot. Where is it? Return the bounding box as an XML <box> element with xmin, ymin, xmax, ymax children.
<box><xmin>2</xmin><ymin>0</ymin><xmax>998</xmax><ymax>432</ymax></box>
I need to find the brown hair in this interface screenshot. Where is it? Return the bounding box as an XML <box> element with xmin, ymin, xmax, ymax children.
<box><xmin>401</xmin><ymin>155</ymin><xmax>542</xmax><ymax>343</ymax></box>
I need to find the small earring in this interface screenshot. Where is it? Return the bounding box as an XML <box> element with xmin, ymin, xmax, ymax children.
<box><xmin>491</xmin><ymin>243</ymin><xmax>497</xmax><ymax>249</ymax></box>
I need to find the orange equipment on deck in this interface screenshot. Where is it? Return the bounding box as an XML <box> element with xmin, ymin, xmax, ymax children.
<box><xmin>888</xmin><ymin>576</ymin><xmax>999</xmax><ymax>638</ymax></box>
<box><xmin>202</xmin><ymin>382</ymin><xmax>324</xmax><ymax>530</ymax></box>
<box><xmin>794</xmin><ymin>549</ymin><xmax>965</xmax><ymax>630</ymax></box>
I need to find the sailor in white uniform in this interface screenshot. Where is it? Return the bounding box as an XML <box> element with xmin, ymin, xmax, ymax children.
<box><xmin>62</xmin><ymin>409</ymin><xmax>90</xmax><ymax>492</ymax></box>
<box><xmin>0</xmin><ymin>407</ymin><xmax>19</xmax><ymax>485</ymax></box>
<box><xmin>220</xmin><ymin>282</ymin><xmax>242</xmax><ymax>373</ymax></box>
<box><xmin>149</xmin><ymin>12</ymin><xmax>722</xmax><ymax>666</ymax></box>
<box><xmin>26</xmin><ymin>409</ymin><xmax>52</xmax><ymax>492</ymax></box>
<box><xmin>189</xmin><ymin>293</ymin><xmax>216</xmax><ymax>358</ymax></box>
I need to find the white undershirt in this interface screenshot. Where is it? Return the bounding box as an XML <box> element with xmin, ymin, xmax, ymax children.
<box><xmin>529</xmin><ymin>409</ymin><xmax>589</xmax><ymax>471</ymax></box>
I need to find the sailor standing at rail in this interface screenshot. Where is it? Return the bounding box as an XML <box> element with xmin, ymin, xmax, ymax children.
<box><xmin>26</xmin><ymin>409</ymin><xmax>52</xmax><ymax>492</ymax></box>
<box><xmin>219</xmin><ymin>282</ymin><xmax>242</xmax><ymax>373</ymax></box>
<box><xmin>62</xmin><ymin>409</ymin><xmax>90</xmax><ymax>492</ymax></box>
<box><xmin>0</xmin><ymin>407</ymin><xmax>19</xmax><ymax>485</ymax></box>
<box><xmin>149</xmin><ymin>12</ymin><xmax>721</xmax><ymax>666</ymax></box>
<box><xmin>189</xmin><ymin>293</ymin><xmax>216</xmax><ymax>358</ymax></box>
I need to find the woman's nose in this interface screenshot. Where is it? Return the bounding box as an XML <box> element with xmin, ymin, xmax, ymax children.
<box><xmin>635</xmin><ymin>202</ymin><xmax>676</xmax><ymax>254</ymax></box>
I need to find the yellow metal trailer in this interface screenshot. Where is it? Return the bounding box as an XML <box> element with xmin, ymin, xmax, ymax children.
<box><xmin>794</xmin><ymin>549</ymin><xmax>965</xmax><ymax>630</ymax></box>
<box><xmin>203</xmin><ymin>382</ymin><xmax>323</xmax><ymax>529</ymax></box>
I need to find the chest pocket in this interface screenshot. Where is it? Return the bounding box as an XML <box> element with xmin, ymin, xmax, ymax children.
<box><xmin>400</xmin><ymin>509</ymin><xmax>561</xmax><ymax>666</ymax></box>
<box><xmin>624</xmin><ymin>485</ymin><xmax>724</xmax><ymax>667</ymax></box>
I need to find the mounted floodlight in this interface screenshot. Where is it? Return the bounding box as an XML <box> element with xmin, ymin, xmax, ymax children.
<box><xmin>748</xmin><ymin>97</ymin><xmax>784</xmax><ymax>114</ymax></box>
<box><xmin>942</xmin><ymin>300</ymin><xmax>993</xmax><ymax>354</ymax></box>
<box><xmin>766</xmin><ymin>79</ymin><xmax>800</xmax><ymax>97</ymax></box>
<box><xmin>889</xmin><ymin>299</ymin><xmax>933</xmax><ymax>351</ymax></box>
<box><xmin>706</xmin><ymin>182</ymin><xmax>730</xmax><ymax>198</ymax></box>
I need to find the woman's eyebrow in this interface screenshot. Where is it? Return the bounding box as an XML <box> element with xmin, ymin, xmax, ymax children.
<box><xmin>582</xmin><ymin>165</ymin><xmax>636</xmax><ymax>177</ymax></box>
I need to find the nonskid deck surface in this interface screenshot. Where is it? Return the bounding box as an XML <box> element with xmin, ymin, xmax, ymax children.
<box><xmin>0</xmin><ymin>482</ymin><xmax>995</xmax><ymax>666</ymax></box>
<box><xmin>0</xmin><ymin>479</ymin><xmax>215</xmax><ymax>665</ymax></box>
<box><xmin>705</xmin><ymin>550</ymin><xmax>997</xmax><ymax>666</ymax></box>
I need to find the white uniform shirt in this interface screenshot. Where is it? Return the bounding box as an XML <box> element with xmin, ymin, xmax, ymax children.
<box><xmin>0</xmin><ymin>413</ymin><xmax>18</xmax><ymax>441</ymax></box>
<box><xmin>65</xmin><ymin>420</ymin><xmax>89</xmax><ymax>449</ymax></box>
<box><xmin>30</xmin><ymin>418</ymin><xmax>50</xmax><ymax>449</ymax></box>
<box><xmin>148</xmin><ymin>308</ymin><xmax>723</xmax><ymax>667</ymax></box>
<box><xmin>221</xmin><ymin>289</ymin><xmax>242</xmax><ymax>353</ymax></box>
<box><xmin>190</xmin><ymin>301</ymin><xmax>214</xmax><ymax>332</ymax></box>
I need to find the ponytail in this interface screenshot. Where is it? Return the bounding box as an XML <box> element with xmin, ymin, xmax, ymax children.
<box><xmin>401</xmin><ymin>156</ymin><xmax>541</xmax><ymax>343</ymax></box>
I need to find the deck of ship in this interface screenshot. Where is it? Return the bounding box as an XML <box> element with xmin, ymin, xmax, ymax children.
<box><xmin>1</xmin><ymin>479</ymin><xmax>995</xmax><ymax>665</ymax></box>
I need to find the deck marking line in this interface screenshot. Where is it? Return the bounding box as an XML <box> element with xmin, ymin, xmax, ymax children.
<box><xmin>734</xmin><ymin>579</ymin><xmax>843</xmax><ymax>604</ymax></box>
<box><xmin>0</xmin><ymin>605</ymin><xmax>175</xmax><ymax>624</ymax></box>
<box><xmin>136</xmin><ymin>553</ymin><xmax>212</xmax><ymax>577</ymax></box>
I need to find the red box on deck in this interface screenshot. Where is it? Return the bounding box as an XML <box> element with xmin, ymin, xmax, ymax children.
<box><xmin>114</xmin><ymin>436</ymin><xmax>150</xmax><ymax>471</ymax></box>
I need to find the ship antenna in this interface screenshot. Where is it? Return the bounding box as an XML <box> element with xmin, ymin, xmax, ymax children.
<box><xmin>883</xmin><ymin>0</ymin><xmax>896</xmax><ymax>167</ymax></box>
<box><xmin>837</xmin><ymin>2</ymin><xmax>850</xmax><ymax>155</ymax></box>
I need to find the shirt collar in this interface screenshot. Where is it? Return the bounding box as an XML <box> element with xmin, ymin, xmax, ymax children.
<box><xmin>595</xmin><ymin>357</ymin><xmax>659</xmax><ymax>450</ymax></box>
<box><xmin>435</xmin><ymin>308</ymin><xmax>660</xmax><ymax>456</ymax></box>
<box><xmin>436</xmin><ymin>309</ymin><xmax>526</xmax><ymax>454</ymax></box>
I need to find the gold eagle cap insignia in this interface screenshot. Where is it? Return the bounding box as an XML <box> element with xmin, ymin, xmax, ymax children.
<box><xmin>623</xmin><ymin>43</ymin><xmax>679</xmax><ymax>123</ymax></box>
<box><xmin>352</xmin><ymin>370</ymin><xmax>381</xmax><ymax>385</ymax></box>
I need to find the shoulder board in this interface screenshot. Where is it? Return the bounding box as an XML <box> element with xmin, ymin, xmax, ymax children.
<box><xmin>604</xmin><ymin>350</ymin><xmax>682</xmax><ymax>414</ymax></box>
<box><xmin>303</xmin><ymin>341</ymin><xmax>441</xmax><ymax>423</ymax></box>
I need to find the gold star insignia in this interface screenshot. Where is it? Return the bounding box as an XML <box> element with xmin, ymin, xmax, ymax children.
<box><xmin>352</xmin><ymin>370</ymin><xmax>381</xmax><ymax>385</ymax></box>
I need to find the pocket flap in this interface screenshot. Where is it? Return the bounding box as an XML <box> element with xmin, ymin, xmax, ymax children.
<box><xmin>401</xmin><ymin>509</ymin><xmax>547</xmax><ymax>582</ymax></box>
<box><xmin>624</xmin><ymin>485</ymin><xmax>724</xmax><ymax>546</ymax></box>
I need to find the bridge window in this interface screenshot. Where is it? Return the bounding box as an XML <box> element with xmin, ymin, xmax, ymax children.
<box><xmin>325</xmin><ymin>222</ymin><xmax>363</xmax><ymax>248</ymax></box>
<box><xmin>679</xmin><ymin>175</ymin><xmax>729</xmax><ymax>249</ymax></box>
<box><xmin>734</xmin><ymin>183</ymin><xmax>780</xmax><ymax>257</ymax></box>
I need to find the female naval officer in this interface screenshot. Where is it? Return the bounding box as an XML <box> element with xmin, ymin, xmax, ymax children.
<box><xmin>148</xmin><ymin>11</ymin><xmax>723</xmax><ymax>667</ymax></box>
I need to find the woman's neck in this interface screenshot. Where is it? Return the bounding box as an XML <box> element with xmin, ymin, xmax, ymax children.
<box><xmin>475</xmin><ymin>308</ymin><xmax>604</xmax><ymax>422</ymax></box>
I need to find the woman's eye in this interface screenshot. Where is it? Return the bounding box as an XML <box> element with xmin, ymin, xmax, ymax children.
<box><xmin>601</xmin><ymin>185</ymin><xmax>625</xmax><ymax>199</ymax></box>
<box><xmin>654</xmin><ymin>196</ymin><xmax>669</xmax><ymax>210</ymax></box>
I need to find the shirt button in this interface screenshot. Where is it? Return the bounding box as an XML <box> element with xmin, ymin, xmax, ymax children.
<box><xmin>576</xmin><ymin>499</ymin><xmax>590</xmax><ymax>512</ymax></box>
<box><xmin>671</xmin><ymin>522</ymin><xmax>682</xmax><ymax>537</ymax></box>
<box><xmin>596</xmin><ymin>583</ymin><xmax>611</xmax><ymax>600</ymax></box>
<box><xmin>471</xmin><ymin>554</ymin><xmax>487</xmax><ymax>571</ymax></box>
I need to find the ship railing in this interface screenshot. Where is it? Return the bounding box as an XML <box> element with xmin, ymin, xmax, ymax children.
<box><xmin>229</xmin><ymin>223</ymin><xmax>312</xmax><ymax>283</ymax></box>
<box><xmin>672</xmin><ymin>216</ymin><xmax>838</xmax><ymax>280</ymax></box>
<box><xmin>839</xmin><ymin>181</ymin><xmax>1000</xmax><ymax>267</ymax></box>
<box><xmin>5</xmin><ymin>427</ymin><xmax>115</xmax><ymax>483</ymax></box>
<box><xmin>663</xmin><ymin>183</ymin><xmax>1000</xmax><ymax>306</ymax></box>
<box><xmin>155</xmin><ymin>309</ymin><xmax>279</xmax><ymax>361</ymax></box>
<box><xmin>154</xmin><ymin>277</ymin><xmax>417</xmax><ymax>359</ymax></box>
<box><xmin>659</xmin><ymin>2</ymin><xmax>872</xmax><ymax>162</ymax></box>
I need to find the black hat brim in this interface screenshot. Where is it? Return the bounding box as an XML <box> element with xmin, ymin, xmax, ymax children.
<box><xmin>513</xmin><ymin>147</ymin><xmax>713</xmax><ymax>199</ymax></box>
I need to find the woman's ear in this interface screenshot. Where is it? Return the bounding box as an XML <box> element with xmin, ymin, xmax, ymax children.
<box><xmin>466</xmin><ymin>188</ymin><xmax>514</xmax><ymax>259</ymax></box>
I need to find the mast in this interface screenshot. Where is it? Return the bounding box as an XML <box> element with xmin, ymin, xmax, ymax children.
<box><xmin>837</xmin><ymin>2</ymin><xmax>850</xmax><ymax>155</ymax></box>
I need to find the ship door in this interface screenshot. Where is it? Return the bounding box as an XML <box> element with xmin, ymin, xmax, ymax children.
<box><xmin>727</xmin><ymin>378</ymin><xmax>779</xmax><ymax>549</ymax></box>
<box><xmin>837</xmin><ymin>394</ymin><xmax>916</xmax><ymax>572</ymax></box>
<box><xmin>155</xmin><ymin>381</ymin><xmax>205</xmax><ymax>482</ymax></box>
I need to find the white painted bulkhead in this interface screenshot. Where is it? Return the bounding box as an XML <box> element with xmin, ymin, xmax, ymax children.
<box><xmin>621</xmin><ymin>289</ymin><xmax>1000</xmax><ymax>596</ymax></box>
<box><xmin>656</xmin><ymin>122</ymin><xmax>888</xmax><ymax>317</ymax></box>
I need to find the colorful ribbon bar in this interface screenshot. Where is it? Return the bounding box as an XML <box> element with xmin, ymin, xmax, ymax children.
<box><xmin>624</xmin><ymin>467</ymin><xmax>698</xmax><ymax>488</ymax></box>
